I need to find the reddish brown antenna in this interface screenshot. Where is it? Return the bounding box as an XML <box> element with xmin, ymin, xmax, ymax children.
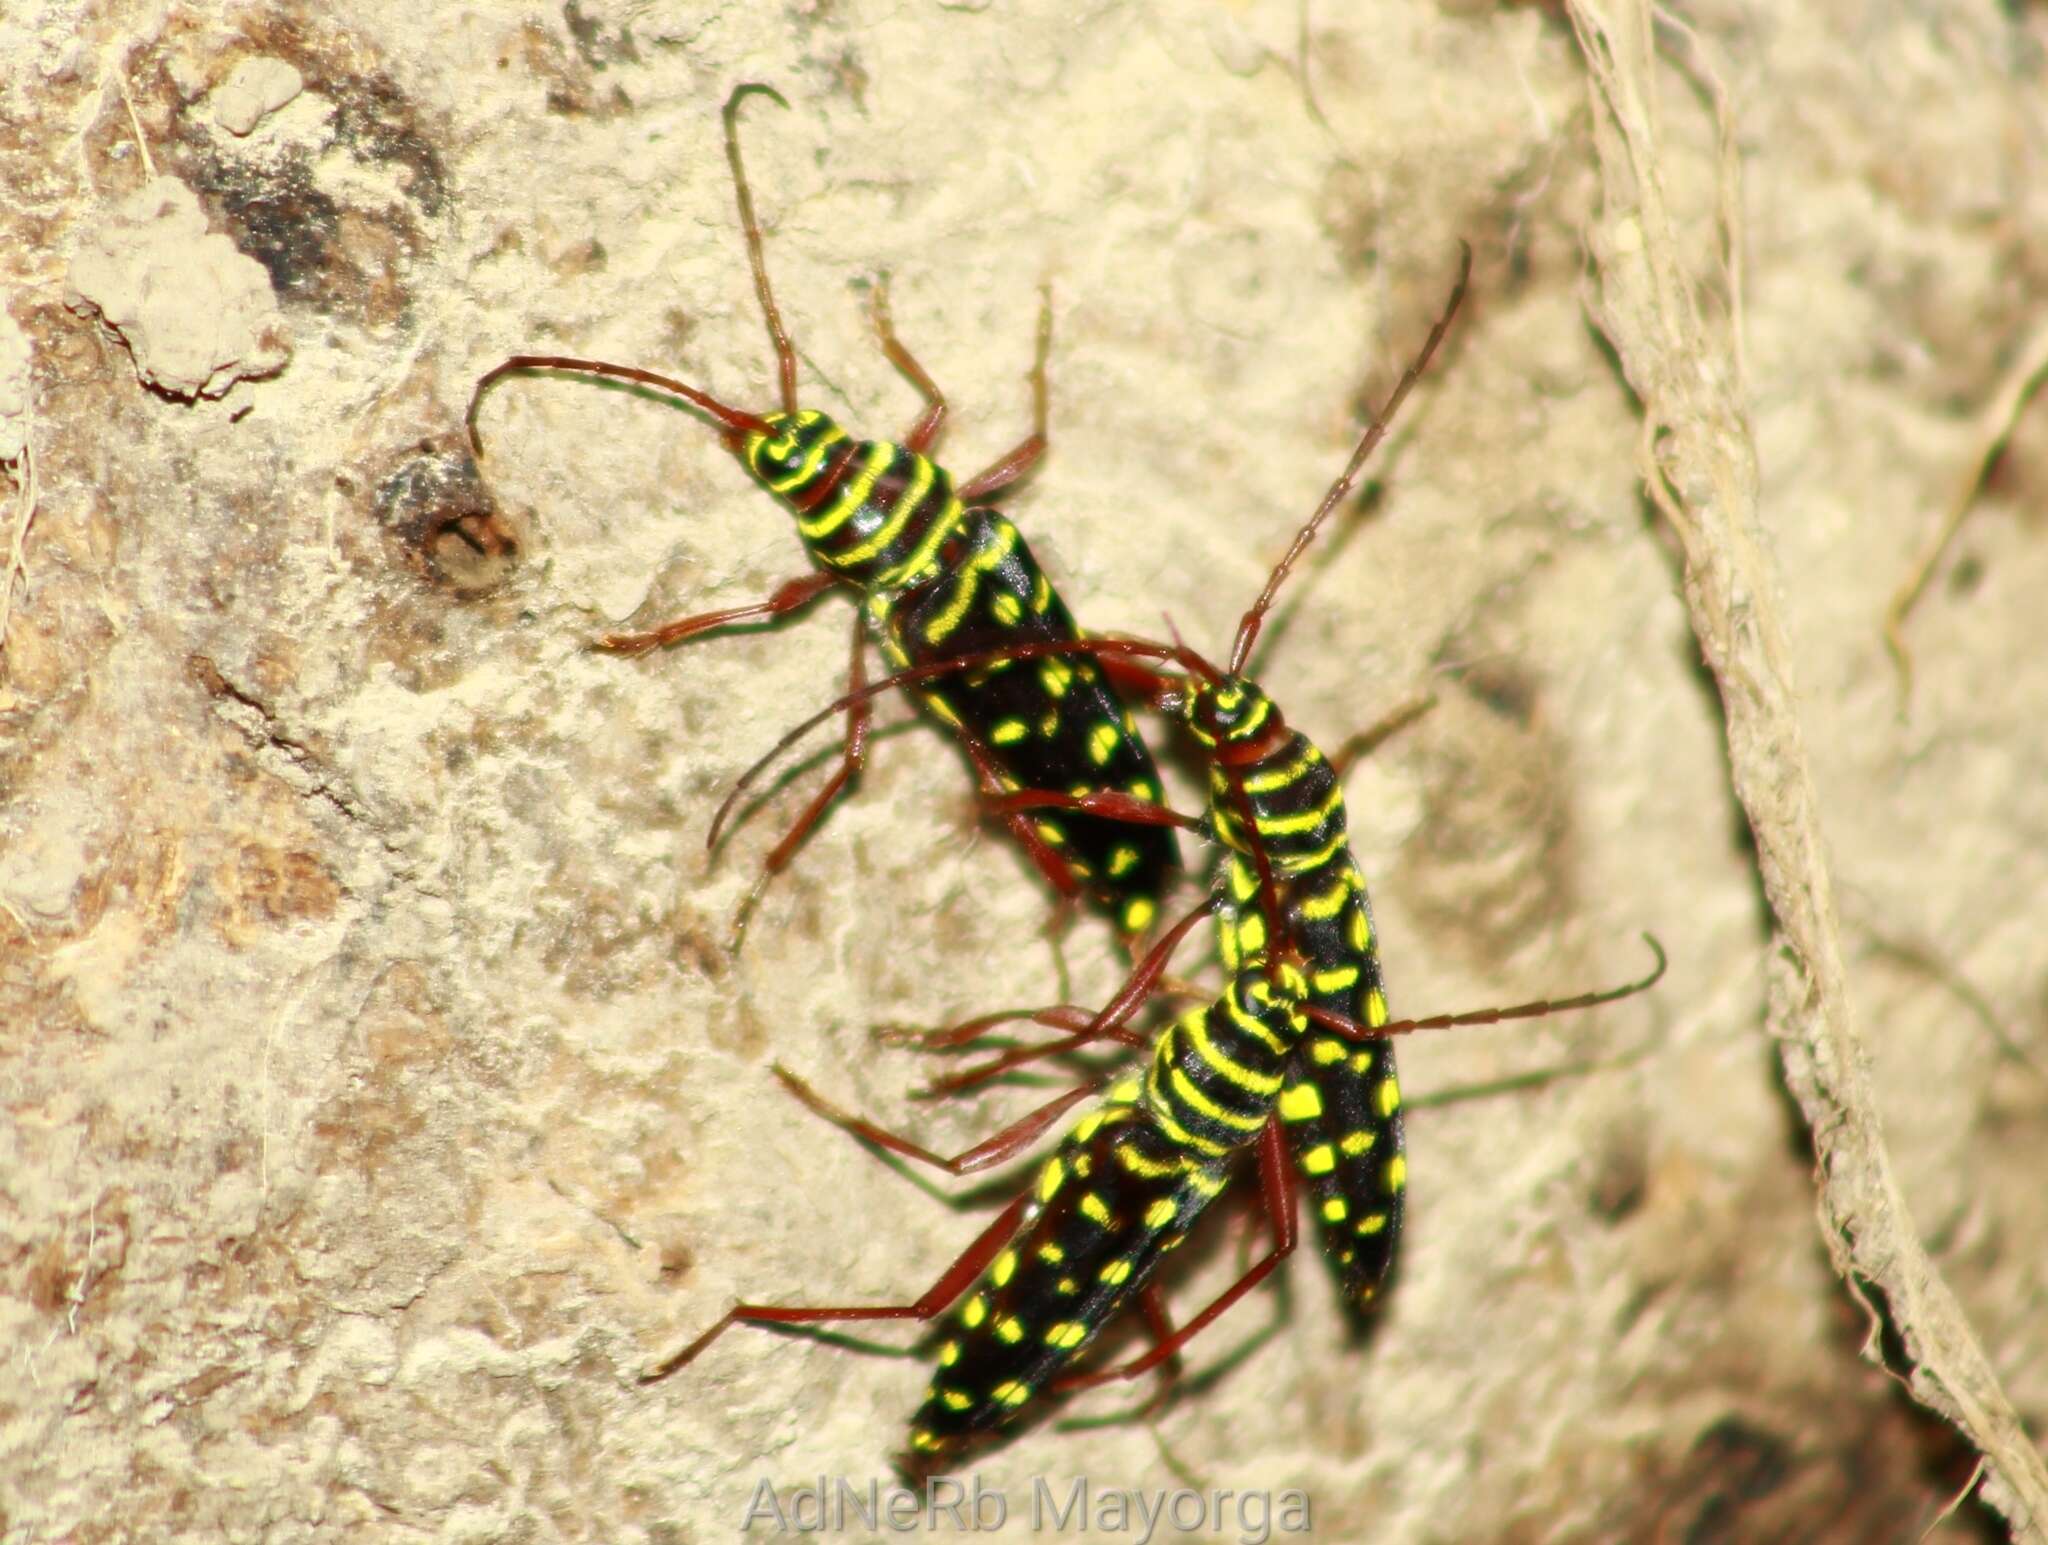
<box><xmin>1228</xmin><ymin>243</ymin><xmax>1471</xmax><ymax>676</ymax></box>
<box><xmin>725</xmin><ymin>83</ymin><xmax>801</xmax><ymax>416</ymax></box>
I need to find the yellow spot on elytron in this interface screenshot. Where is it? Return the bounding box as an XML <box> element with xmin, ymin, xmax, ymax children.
<box><xmin>1357</xmin><ymin>1212</ymin><xmax>1388</xmax><ymax>1235</ymax></box>
<box><xmin>938</xmin><ymin>1340</ymin><xmax>961</xmax><ymax>1367</ymax></box>
<box><xmin>1108</xmin><ymin>1077</ymin><xmax>1142</xmax><ymax>1104</ymax></box>
<box><xmin>1037</xmin><ymin>1242</ymin><xmax>1065</xmax><ymax>1265</ymax></box>
<box><xmin>1313</xmin><ymin>965</ymin><xmax>1360</xmax><ymax>995</ymax></box>
<box><xmin>992</xmin><ymin>1250</ymin><xmax>1018</xmax><ymax>1287</ymax></box>
<box><xmin>991</xmin><ymin>718</ymin><xmax>1028</xmax><ymax>745</ymax></box>
<box><xmin>1302</xmin><ymin>1143</ymin><xmax>1336</xmax><ymax>1175</ymax></box>
<box><xmin>1081</xmin><ymin>1192</ymin><xmax>1111</xmax><ymax>1226</ymax></box>
<box><xmin>1107</xmin><ymin>846</ymin><xmax>1139</xmax><ymax>878</ymax></box>
<box><xmin>1340</xmin><ymin>1129</ymin><xmax>1376</xmax><ymax>1157</ymax></box>
<box><xmin>1034</xmin><ymin>820</ymin><xmax>1065</xmax><ymax>847</ymax></box>
<box><xmin>910</xmin><ymin>1430</ymin><xmax>941</xmax><ymax>1451</ymax></box>
<box><xmin>1311</xmin><ymin>1038</ymin><xmax>1345</xmax><ymax>1065</ymax></box>
<box><xmin>1375</xmin><ymin>1076</ymin><xmax>1401</xmax><ymax>1118</ymax></box>
<box><xmin>1087</xmin><ymin>721</ymin><xmax>1120</xmax><ymax>766</ymax></box>
<box><xmin>1040</xmin><ymin>658</ymin><xmax>1073</xmax><ymax>697</ymax></box>
<box><xmin>923</xmin><ymin>693</ymin><xmax>964</xmax><ymax>730</ymax></box>
<box><xmin>1347</xmin><ymin>906</ymin><xmax>1371</xmax><ymax>952</ymax></box>
<box><xmin>1365</xmin><ymin>988</ymin><xmax>1389</xmax><ymax>1029</ymax></box>
<box><xmin>1121</xmin><ymin>897</ymin><xmax>1157</xmax><ymax>936</ymax></box>
<box><xmin>1351</xmin><ymin>1051</ymin><xmax>1373</xmax><ymax>1073</ymax></box>
<box><xmin>1072</xmin><ymin>1111</ymin><xmax>1104</xmax><ymax>1144</ymax></box>
<box><xmin>942</xmin><ymin>1388</ymin><xmax>973</xmax><ymax>1411</ymax></box>
<box><xmin>1030</xmin><ymin>570</ymin><xmax>1052</xmax><ymax>613</ymax></box>
<box><xmin>1038</xmin><ymin>1160</ymin><xmax>1066</xmax><ymax>1203</ymax></box>
<box><xmin>961</xmin><ymin>1294</ymin><xmax>988</xmax><ymax>1329</ymax></box>
<box><xmin>1058</xmin><ymin>1277</ymin><xmax>1078</xmax><ymax>1295</ymax></box>
<box><xmin>1338</xmin><ymin>1249</ymin><xmax>1355</xmax><ymax>1265</ymax></box>
<box><xmin>1131</xmin><ymin>779</ymin><xmax>1160</xmax><ymax>803</ymax></box>
<box><xmin>1144</xmin><ymin>1197</ymin><xmax>1176</xmax><ymax>1229</ymax></box>
<box><xmin>1321</xmin><ymin>1197</ymin><xmax>1348</xmax><ymax>1223</ymax></box>
<box><xmin>1099</xmin><ymin>1258</ymin><xmax>1132</xmax><ymax>1286</ymax></box>
<box><xmin>1278</xmin><ymin>1083</ymin><xmax>1324</xmax><ymax>1122</ymax></box>
<box><xmin>1039</xmin><ymin>710</ymin><xmax>1060</xmax><ymax>736</ymax></box>
<box><xmin>995</xmin><ymin>1316</ymin><xmax>1024</xmax><ymax>1344</ymax></box>
<box><xmin>1384</xmin><ymin>1155</ymin><xmax>1408</xmax><ymax>1193</ymax></box>
<box><xmin>1045</xmin><ymin>1321</ymin><xmax>1087</xmax><ymax>1350</ymax></box>
<box><xmin>990</xmin><ymin>591</ymin><xmax>1022</xmax><ymax>625</ymax></box>
<box><xmin>993</xmin><ymin>1380</ymin><xmax>1031</xmax><ymax>1408</ymax></box>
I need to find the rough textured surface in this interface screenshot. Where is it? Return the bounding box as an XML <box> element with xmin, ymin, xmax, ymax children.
<box><xmin>2</xmin><ymin>1</ymin><xmax>2043</xmax><ymax>1541</ymax></box>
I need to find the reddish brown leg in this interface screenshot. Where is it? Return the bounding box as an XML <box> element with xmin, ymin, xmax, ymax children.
<box><xmin>598</xmin><ymin>571</ymin><xmax>837</xmax><ymax>656</ymax></box>
<box><xmin>725</xmin><ymin>612</ymin><xmax>874</xmax><ymax>948</ymax></box>
<box><xmin>1328</xmin><ymin>690</ymin><xmax>1438</xmax><ymax>779</ymax></box>
<box><xmin>955</xmin><ymin>285</ymin><xmax>1053</xmax><ymax>503</ymax></box>
<box><xmin>1098</xmin><ymin>651</ymin><xmax>1180</xmax><ymax>704</ymax></box>
<box><xmin>1134</xmin><ymin>1281</ymin><xmax>1187</xmax><ymax>1399</ymax></box>
<box><xmin>871</xmin><ymin>276</ymin><xmax>949</xmax><ymax>454</ymax></box>
<box><xmin>1057</xmin><ymin>1119</ymin><xmax>1298</xmax><ymax>1391</ymax></box>
<box><xmin>772</xmin><ymin>1063</ymin><xmax>1097</xmax><ymax>1177</ymax></box>
<box><xmin>919</xmin><ymin>896</ymin><xmax>1220</xmax><ymax>1095</ymax></box>
<box><xmin>985</xmin><ymin>787</ymin><xmax>1205</xmax><ymax>832</ymax></box>
<box><xmin>878</xmin><ymin>1003</ymin><xmax>1120</xmax><ymax>1055</ymax></box>
<box><xmin>643</xmin><ymin>1190</ymin><xmax>1031</xmax><ymax>1380</ymax></box>
<box><xmin>955</xmin><ymin>731</ymin><xmax>1088</xmax><ymax>905</ymax></box>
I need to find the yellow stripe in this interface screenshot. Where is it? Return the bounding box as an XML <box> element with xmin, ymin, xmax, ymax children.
<box><xmin>1168</xmin><ymin>1064</ymin><xmax>1268</xmax><ymax>1133</ymax></box>
<box><xmin>1297</xmin><ymin>876</ymin><xmax>1353</xmax><ymax>921</ymax></box>
<box><xmin>1227</xmin><ymin>693</ymin><xmax>1271</xmax><ymax>740</ymax></box>
<box><xmin>1149</xmin><ymin>1102</ymin><xmax>1230</xmax><ymax>1158</ymax></box>
<box><xmin>791</xmin><ymin>431</ymin><xmax>873</xmax><ymax>533</ymax></box>
<box><xmin>1250</xmin><ymin>782</ymin><xmax>1346</xmax><ymax>839</ymax></box>
<box><xmin>1280</xmin><ymin>824</ymin><xmax>1350</xmax><ymax>875</ymax></box>
<box><xmin>762</xmin><ymin>420</ymin><xmax>844</xmax><ymax>496</ymax></box>
<box><xmin>1241</xmin><ymin>742</ymin><xmax>1322</xmax><ymax>795</ymax></box>
<box><xmin>1194</xmin><ymin>1003</ymin><xmax>1286</xmax><ymax>1082</ymax></box>
<box><xmin>829</xmin><ymin>446</ymin><xmax>932</xmax><ymax>565</ymax></box>
<box><xmin>1113</xmin><ymin>1139</ymin><xmax>1180</xmax><ymax>1179</ymax></box>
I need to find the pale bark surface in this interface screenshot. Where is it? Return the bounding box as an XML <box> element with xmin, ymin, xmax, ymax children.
<box><xmin>3</xmin><ymin>2</ymin><xmax>2044</xmax><ymax>1541</ymax></box>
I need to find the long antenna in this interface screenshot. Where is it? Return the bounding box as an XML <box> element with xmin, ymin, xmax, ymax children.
<box><xmin>1228</xmin><ymin>243</ymin><xmax>1472</xmax><ymax>675</ymax></box>
<box><xmin>724</xmin><ymin>83</ymin><xmax>801</xmax><ymax>416</ymax></box>
<box><xmin>465</xmin><ymin>355</ymin><xmax>771</xmax><ymax>458</ymax></box>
